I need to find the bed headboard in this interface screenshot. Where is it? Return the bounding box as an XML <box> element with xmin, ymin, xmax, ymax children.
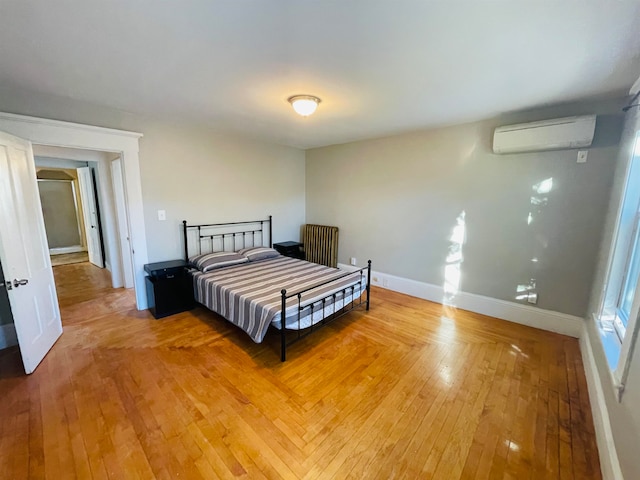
<box><xmin>182</xmin><ymin>216</ymin><xmax>272</xmax><ymax>260</ymax></box>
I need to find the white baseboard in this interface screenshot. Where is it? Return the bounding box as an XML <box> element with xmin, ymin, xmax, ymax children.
<box><xmin>0</xmin><ymin>323</ymin><xmax>18</xmax><ymax>349</ymax></box>
<box><xmin>579</xmin><ymin>325</ymin><xmax>624</xmax><ymax>480</ymax></box>
<box><xmin>338</xmin><ymin>263</ymin><xmax>583</xmax><ymax>338</ymax></box>
<box><xmin>50</xmin><ymin>246</ymin><xmax>85</xmax><ymax>255</ymax></box>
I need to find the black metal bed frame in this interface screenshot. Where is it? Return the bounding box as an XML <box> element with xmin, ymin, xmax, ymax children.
<box><xmin>182</xmin><ymin>216</ymin><xmax>274</xmax><ymax>259</ymax></box>
<box><xmin>182</xmin><ymin>216</ymin><xmax>372</xmax><ymax>361</ymax></box>
<box><xmin>278</xmin><ymin>262</ymin><xmax>371</xmax><ymax>361</ymax></box>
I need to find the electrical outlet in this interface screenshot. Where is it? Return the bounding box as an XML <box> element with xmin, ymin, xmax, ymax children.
<box><xmin>382</xmin><ymin>278</ymin><xmax>389</xmax><ymax>287</ymax></box>
<box><xmin>577</xmin><ymin>150</ymin><xmax>588</xmax><ymax>163</ymax></box>
<box><xmin>157</xmin><ymin>209</ymin><xmax>166</xmax><ymax>221</ymax></box>
<box><xmin>350</xmin><ymin>257</ymin><xmax>357</xmax><ymax>266</ymax></box>
<box><xmin>527</xmin><ymin>292</ymin><xmax>538</xmax><ymax>304</ymax></box>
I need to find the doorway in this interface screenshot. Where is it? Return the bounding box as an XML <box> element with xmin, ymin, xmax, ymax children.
<box><xmin>33</xmin><ymin>148</ymin><xmax>121</xmax><ymax>310</ymax></box>
<box><xmin>1</xmin><ymin>144</ymin><xmax>136</xmax><ymax>343</ymax></box>
<box><xmin>33</xmin><ymin>147</ymin><xmax>116</xmax><ymax>275</ymax></box>
<box><xmin>36</xmin><ymin>165</ymin><xmax>94</xmax><ymax>267</ymax></box>
<box><xmin>0</xmin><ymin>112</ymin><xmax>147</xmax><ymax>372</ymax></box>
<box><xmin>0</xmin><ymin>112</ymin><xmax>148</xmax><ymax>312</ymax></box>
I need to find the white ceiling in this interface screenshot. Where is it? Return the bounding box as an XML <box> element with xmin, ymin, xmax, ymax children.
<box><xmin>1</xmin><ymin>1</ymin><xmax>639</xmax><ymax>149</ymax></box>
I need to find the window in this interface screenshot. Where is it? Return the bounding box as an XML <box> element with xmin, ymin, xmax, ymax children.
<box><xmin>596</xmin><ymin>129</ymin><xmax>640</xmax><ymax>399</ymax></box>
<box><xmin>616</xmin><ymin>214</ymin><xmax>640</xmax><ymax>338</ymax></box>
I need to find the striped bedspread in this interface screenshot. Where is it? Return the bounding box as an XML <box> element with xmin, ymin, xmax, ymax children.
<box><xmin>192</xmin><ymin>256</ymin><xmax>367</xmax><ymax>343</ymax></box>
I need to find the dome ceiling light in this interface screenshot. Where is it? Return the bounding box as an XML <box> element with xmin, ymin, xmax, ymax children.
<box><xmin>288</xmin><ymin>95</ymin><xmax>321</xmax><ymax>117</ymax></box>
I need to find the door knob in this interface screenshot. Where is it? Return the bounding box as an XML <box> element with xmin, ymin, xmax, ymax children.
<box><xmin>13</xmin><ymin>279</ymin><xmax>28</xmax><ymax>287</ymax></box>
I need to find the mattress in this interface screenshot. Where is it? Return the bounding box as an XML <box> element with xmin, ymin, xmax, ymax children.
<box><xmin>192</xmin><ymin>256</ymin><xmax>367</xmax><ymax>343</ymax></box>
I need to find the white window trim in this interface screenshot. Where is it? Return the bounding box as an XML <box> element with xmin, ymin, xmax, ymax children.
<box><xmin>615</xmin><ymin>287</ymin><xmax>640</xmax><ymax>399</ymax></box>
<box><xmin>595</xmin><ymin>130</ymin><xmax>640</xmax><ymax>401</ymax></box>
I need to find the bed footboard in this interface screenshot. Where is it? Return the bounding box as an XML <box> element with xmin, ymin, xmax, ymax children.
<box><xmin>279</xmin><ymin>260</ymin><xmax>372</xmax><ymax>361</ymax></box>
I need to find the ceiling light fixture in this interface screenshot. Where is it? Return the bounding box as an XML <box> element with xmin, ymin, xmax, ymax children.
<box><xmin>288</xmin><ymin>95</ymin><xmax>321</xmax><ymax>117</ymax></box>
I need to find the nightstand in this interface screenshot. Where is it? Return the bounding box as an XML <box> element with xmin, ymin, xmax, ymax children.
<box><xmin>273</xmin><ymin>241</ymin><xmax>304</xmax><ymax>260</ymax></box>
<box><xmin>144</xmin><ymin>260</ymin><xmax>194</xmax><ymax>319</ymax></box>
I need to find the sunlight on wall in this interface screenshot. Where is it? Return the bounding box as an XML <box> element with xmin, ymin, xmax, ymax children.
<box><xmin>444</xmin><ymin>210</ymin><xmax>466</xmax><ymax>306</ymax></box>
<box><xmin>517</xmin><ymin>178</ymin><xmax>553</xmax><ymax>303</ymax></box>
<box><xmin>528</xmin><ymin>177</ymin><xmax>553</xmax><ymax>222</ymax></box>
<box><xmin>535</xmin><ymin>177</ymin><xmax>553</xmax><ymax>195</ymax></box>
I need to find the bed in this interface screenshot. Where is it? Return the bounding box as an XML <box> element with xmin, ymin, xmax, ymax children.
<box><xmin>183</xmin><ymin>216</ymin><xmax>371</xmax><ymax>361</ymax></box>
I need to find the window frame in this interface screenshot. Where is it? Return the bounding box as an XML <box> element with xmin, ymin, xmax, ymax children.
<box><xmin>616</xmin><ymin>209</ymin><xmax>640</xmax><ymax>333</ymax></box>
<box><xmin>596</xmin><ymin>130</ymin><xmax>640</xmax><ymax>401</ymax></box>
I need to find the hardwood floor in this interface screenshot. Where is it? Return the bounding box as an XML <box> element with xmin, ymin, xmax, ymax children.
<box><xmin>0</xmin><ymin>263</ymin><xmax>601</xmax><ymax>479</ymax></box>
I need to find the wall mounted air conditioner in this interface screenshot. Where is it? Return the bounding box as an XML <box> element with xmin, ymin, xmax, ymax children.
<box><xmin>492</xmin><ymin>115</ymin><xmax>596</xmax><ymax>154</ymax></box>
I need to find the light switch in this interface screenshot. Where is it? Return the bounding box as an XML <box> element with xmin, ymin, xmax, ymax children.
<box><xmin>158</xmin><ymin>210</ymin><xmax>166</xmax><ymax>221</ymax></box>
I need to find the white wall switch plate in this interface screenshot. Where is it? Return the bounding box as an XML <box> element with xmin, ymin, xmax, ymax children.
<box><xmin>350</xmin><ymin>257</ymin><xmax>357</xmax><ymax>266</ymax></box>
<box><xmin>157</xmin><ymin>209</ymin><xmax>166</xmax><ymax>221</ymax></box>
<box><xmin>577</xmin><ymin>150</ymin><xmax>588</xmax><ymax>163</ymax></box>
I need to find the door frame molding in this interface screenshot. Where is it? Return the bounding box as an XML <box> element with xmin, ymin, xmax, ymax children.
<box><xmin>110</xmin><ymin>157</ymin><xmax>135</xmax><ymax>288</ymax></box>
<box><xmin>0</xmin><ymin>112</ymin><xmax>148</xmax><ymax>310</ymax></box>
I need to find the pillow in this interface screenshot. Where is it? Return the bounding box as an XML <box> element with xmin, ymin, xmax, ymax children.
<box><xmin>189</xmin><ymin>251</ymin><xmax>249</xmax><ymax>272</ymax></box>
<box><xmin>237</xmin><ymin>246</ymin><xmax>280</xmax><ymax>262</ymax></box>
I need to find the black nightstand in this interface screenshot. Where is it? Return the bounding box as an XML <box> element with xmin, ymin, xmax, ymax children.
<box><xmin>273</xmin><ymin>241</ymin><xmax>304</xmax><ymax>260</ymax></box>
<box><xmin>144</xmin><ymin>260</ymin><xmax>195</xmax><ymax>319</ymax></box>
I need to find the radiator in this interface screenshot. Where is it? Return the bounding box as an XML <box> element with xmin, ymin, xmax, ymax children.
<box><xmin>303</xmin><ymin>224</ymin><xmax>339</xmax><ymax>268</ymax></box>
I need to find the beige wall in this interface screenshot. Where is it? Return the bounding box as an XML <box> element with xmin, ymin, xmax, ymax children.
<box><xmin>306</xmin><ymin>98</ymin><xmax>624</xmax><ymax>318</ymax></box>
<box><xmin>36</xmin><ymin>166</ymin><xmax>87</xmax><ymax>250</ymax></box>
<box><xmin>0</xmin><ymin>86</ymin><xmax>306</xmax><ymax>263</ymax></box>
<box><xmin>137</xmin><ymin>122</ymin><xmax>305</xmax><ymax>261</ymax></box>
<box><xmin>37</xmin><ymin>179</ymin><xmax>82</xmax><ymax>248</ymax></box>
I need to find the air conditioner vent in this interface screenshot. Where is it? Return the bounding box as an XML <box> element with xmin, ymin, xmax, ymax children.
<box><xmin>493</xmin><ymin>115</ymin><xmax>596</xmax><ymax>154</ymax></box>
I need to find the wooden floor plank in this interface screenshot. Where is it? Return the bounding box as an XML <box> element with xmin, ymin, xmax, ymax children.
<box><xmin>429</xmin><ymin>343</ymin><xmax>501</xmax><ymax>479</ymax></box>
<box><xmin>0</xmin><ymin>262</ymin><xmax>602</xmax><ymax>479</ymax></box>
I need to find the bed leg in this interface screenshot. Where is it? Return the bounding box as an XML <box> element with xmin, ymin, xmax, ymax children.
<box><xmin>281</xmin><ymin>289</ymin><xmax>287</xmax><ymax>362</ymax></box>
<box><xmin>366</xmin><ymin>260</ymin><xmax>372</xmax><ymax>311</ymax></box>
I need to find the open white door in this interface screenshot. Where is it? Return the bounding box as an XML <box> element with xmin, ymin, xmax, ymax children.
<box><xmin>0</xmin><ymin>131</ymin><xmax>62</xmax><ymax>374</ymax></box>
<box><xmin>111</xmin><ymin>158</ymin><xmax>134</xmax><ymax>288</ymax></box>
<box><xmin>77</xmin><ymin>166</ymin><xmax>104</xmax><ymax>268</ymax></box>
